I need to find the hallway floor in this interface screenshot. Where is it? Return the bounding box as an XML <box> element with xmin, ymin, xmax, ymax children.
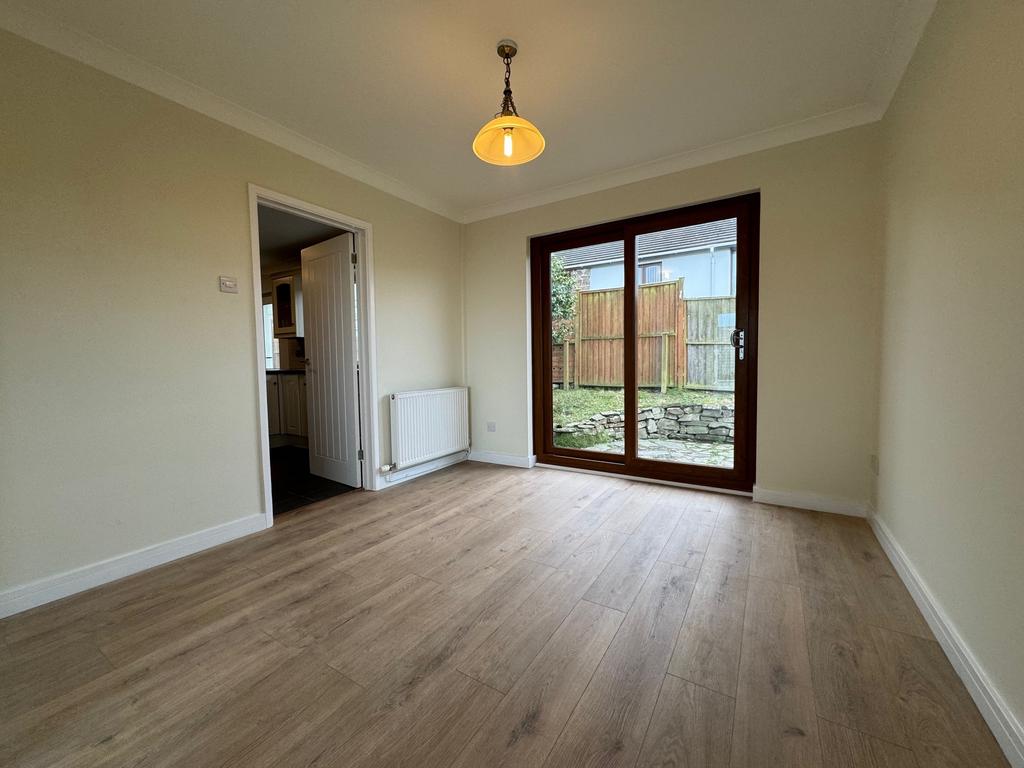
<box><xmin>270</xmin><ymin>445</ymin><xmax>354</xmax><ymax>514</ymax></box>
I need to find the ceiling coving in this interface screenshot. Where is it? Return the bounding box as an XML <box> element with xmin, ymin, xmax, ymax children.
<box><xmin>0</xmin><ymin>0</ymin><xmax>937</xmax><ymax>221</ymax></box>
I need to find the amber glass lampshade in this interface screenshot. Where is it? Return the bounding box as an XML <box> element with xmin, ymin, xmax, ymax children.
<box><xmin>472</xmin><ymin>114</ymin><xmax>545</xmax><ymax>166</ymax></box>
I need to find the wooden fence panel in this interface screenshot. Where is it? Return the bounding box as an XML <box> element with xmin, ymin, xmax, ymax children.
<box><xmin>686</xmin><ymin>297</ymin><xmax>734</xmax><ymax>343</ymax></box>
<box><xmin>552</xmin><ymin>344</ymin><xmax>565</xmax><ymax>384</ymax></box>
<box><xmin>551</xmin><ymin>342</ymin><xmax>576</xmax><ymax>385</ymax></box>
<box><xmin>685</xmin><ymin>297</ymin><xmax>736</xmax><ymax>390</ymax></box>
<box><xmin>577</xmin><ymin>287</ymin><xmax>625</xmax><ymax>386</ymax></box>
<box><xmin>574</xmin><ymin>281</ymin><xmax>683</xmax><ymax>388</ymax></box>
<box><xmin>577</xmin><ymin>339</ymin><xmax>624</xmax><ymax>387</ymax></box>
<box><xmin>686</xmin><ymin>345</ymin><xmax>736</xmax><ymax>390</ymax></box>
<box><xmin>552</xmin><ymin>283</ymin><xmax>733</xmax><ymax>391</ymax></box>
<box><xmin>635</xmin><ymin>281</ymin><xmax>679</xmax><ymax>388</ymax></box>
<box><xmin>676</xmin><ymin>292</ymin><xmax>687</xmax><ymax>386</ymax></box>
<box><xmin>635</xmin><ymin>282</ymin><xmax>678</xmax><ymax>335</ymax></box>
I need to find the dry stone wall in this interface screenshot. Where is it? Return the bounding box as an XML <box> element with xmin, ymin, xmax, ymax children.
<box><xmin>554</xmin><ymin>404</ymin><xmax>735</xmax><ymax>443</ymax></box>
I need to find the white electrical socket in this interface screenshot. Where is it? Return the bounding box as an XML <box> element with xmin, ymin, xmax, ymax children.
<box><xmin>487</xmin><ymin>421</ymin><xmax>496</xmax><ymax>432</ymax></box>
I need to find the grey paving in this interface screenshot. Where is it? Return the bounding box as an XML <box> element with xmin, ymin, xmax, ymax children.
<box><xmin>588</xmin><ymin>437</ymin><xmax>734</xmax><ymax>468</ymax></box>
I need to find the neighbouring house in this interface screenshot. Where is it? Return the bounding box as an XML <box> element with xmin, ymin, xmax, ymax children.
<box><xmin>556</xmin><ymin>218</ymin><xmax>737</xmax><ymax>297</ymax></box>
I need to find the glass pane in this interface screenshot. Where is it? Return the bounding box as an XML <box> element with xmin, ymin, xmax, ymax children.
<box><xmin>634</xmin><ymin>219</ymin><xmax>737</xmax><ymax>468</ymax></box>
<box><xmin>275</xmin><ymin>281</ymin><xmax>293</xmax><ymax>328</ymax></box>
<box><xmin>550</xmin><ymin>241</ymin><xmax>625</xmax><ymax>455</ymax></box>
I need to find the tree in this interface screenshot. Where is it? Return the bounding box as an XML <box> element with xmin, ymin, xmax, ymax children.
<box><xmin>550</xmin><ymin>255</ymin><xmax>577</xmax><ymax>343</ymax></box>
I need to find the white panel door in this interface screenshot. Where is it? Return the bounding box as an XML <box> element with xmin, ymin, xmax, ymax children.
<box><xmin>301</xmin><ymin>233</ymin><xmax>360</xmax><ymax>487</ymax></box>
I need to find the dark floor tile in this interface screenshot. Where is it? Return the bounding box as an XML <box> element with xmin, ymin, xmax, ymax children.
<box><xmin>270</xmin><ymin>446</ymin><xmax>353</xmax><ymax>515</ymax></box>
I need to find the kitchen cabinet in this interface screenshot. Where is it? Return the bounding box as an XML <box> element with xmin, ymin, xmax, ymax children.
<box><xmin>281</xmin><ymin>373</ymin><xmax>307</xmax><ymax>436</ymax></box>
<box><xmin>272</xmin><ymin>274</ymin><xmax>303</xmax><ymax>338</ymax></box>
<box><xmin>301</xmin><ymin>374</ymin><xmax>309</xmax><ymax>435</ymax></box>
<box><xmin>266</xmin><ymin>374</ymin><xmax>281</xmax><ymax>435</ymax></box>
<box><xmin>266</xmin><ymin>372</ymin><xmax>305</xmax><ymax>437</ymax></box>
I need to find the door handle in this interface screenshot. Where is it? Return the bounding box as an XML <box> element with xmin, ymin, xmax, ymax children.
<box><xmin>730</xmin><ymin>329</ymin><xmax>746</xmax><ymax>361</ymax></box>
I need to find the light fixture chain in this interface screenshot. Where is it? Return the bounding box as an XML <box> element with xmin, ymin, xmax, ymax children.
<box><xmin>498</xmin><ymin>55</ymin><xmax>519</xmax><ymax>117</ymax></box>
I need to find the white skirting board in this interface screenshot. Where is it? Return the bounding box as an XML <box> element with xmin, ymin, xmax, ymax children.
<box><xmin>535</xmin><ymin>463</ymin><xmax>753</xmax><ymax>496</ymax></box>
<box><xmin>871</xmin><ymin>515</ymin><xmax>1024</xmax><ymax>767</ymax></box>
<box><xmin>752</xmin><ymin>485</ymin><xmax>868</xmax><ymax>517</ymax></box>
<box><xmin>467</xmin><ymin>451</ymin><xmax>537</xmax><ymax>468</ymax></box>
<box><xmin>0</xmin><ymin>513</ymin><xmax>268</xmax><ymax>619</ymax></box>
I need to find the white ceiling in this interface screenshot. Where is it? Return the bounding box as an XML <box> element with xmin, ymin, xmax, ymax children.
<box><xmin>1</xmin><ymin>0</ymin><xmax>935</xmax><ymax>221</ymax></box>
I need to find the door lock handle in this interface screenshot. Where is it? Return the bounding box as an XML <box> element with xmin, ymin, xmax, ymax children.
<box><xmin>730</xmin><ymin>329</ymin><xmax>746</xmax><ymax>361</ymax></box>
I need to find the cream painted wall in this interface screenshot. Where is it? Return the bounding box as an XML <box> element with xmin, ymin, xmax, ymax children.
<box><xmin>877</xmin><ymin>1</ymin><xmax>1024</xmax><ymax>723</ymax></box>
<box><xmin>0</xmin><ymin>31</ymin><xmax>463</xmax><ymax>591</ymax></box>
<box><xmin>464</xmin><ymin>125</ymin><xmax>883</xmax><ymax>506</ymax></box>
<box><xmin>5</xmin><ymin>17</ymin><xmax>1020</xmax><ymax>748</ymax></box>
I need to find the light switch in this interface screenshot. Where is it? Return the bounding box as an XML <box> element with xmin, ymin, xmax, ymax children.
<box><xmin>219</xmin><ymin>275</ymin><xmax>239</xmax><ymax>294</ymax></box>
<box><xmin>487</xmin><ymin>421</ymin><xmax>496</xmax><ymax>432</ymax></box>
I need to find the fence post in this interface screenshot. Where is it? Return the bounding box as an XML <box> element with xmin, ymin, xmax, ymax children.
<box><xmin>563</xmin><ymin>338</ymin><xmax>571</xmax><ymax>389</ymax></box>
<box><xmin>660</xmin><ymin>332</ymin><xmax>670</xmax><ymax>394</ymax></box>
<box><xmin>676</xmin><ymin>278</ymin><xmax>686</xmax><ymax>388</ymax></box>
<box><xmin>575</xmin><ymin>290</ymin><xmax>583</xmax><ymax>388</ymax></box>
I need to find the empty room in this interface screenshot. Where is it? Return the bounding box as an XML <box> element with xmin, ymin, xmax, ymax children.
<box><xmin>1</xmin><ymin>2</ymin><xmax>1021</xmax><ymax>766</ymax></box>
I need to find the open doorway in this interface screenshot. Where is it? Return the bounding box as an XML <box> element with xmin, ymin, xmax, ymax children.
<box><xmin>252</xmin><ymin>193</ymin><xmax>370</xmax><ymax>518</ymax></box>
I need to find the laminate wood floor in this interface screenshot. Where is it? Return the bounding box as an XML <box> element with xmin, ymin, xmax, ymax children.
<box><xmin>0</xmin><ymin>463</ymin><xmax>1008</xmax><ymax>767</ymax></box>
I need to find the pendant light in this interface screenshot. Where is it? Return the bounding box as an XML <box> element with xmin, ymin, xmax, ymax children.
<box><xmin>472</xmin><ymin>39</ymin><xmax>545</xmax><ymax>166</ymax></box>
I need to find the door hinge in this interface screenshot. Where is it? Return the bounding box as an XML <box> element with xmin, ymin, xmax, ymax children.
<box><xmin>357</xmin><ymin>448</ymin><xmax>364</xmax><ymax>460</ymax></box>
<box><xmin>351</xmin><ymin>251</ymin><xmax>357</xmax><ymax>265</ymax></box>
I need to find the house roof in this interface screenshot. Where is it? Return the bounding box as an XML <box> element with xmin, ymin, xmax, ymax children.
<box><xmin>553</xmin><ymin>218</ymin><xmax>737</xmax><ymax>269</ymax></box>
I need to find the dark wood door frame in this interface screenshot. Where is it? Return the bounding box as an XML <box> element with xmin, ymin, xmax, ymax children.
<box><xmin>530</xmin><ymin>192</ymin><xmax>759</xmax><ymax>492</ymax></box>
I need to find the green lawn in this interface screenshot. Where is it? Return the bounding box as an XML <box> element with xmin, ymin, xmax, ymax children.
<box><xmin>552</xmin><ymin>432</ymin><xmax>615</xmax><ymax>450</ymax></box>
<box><xmin>551</xmin><ymin>386</ymin><xmax>734</xmax><ymax>427</ymax></box>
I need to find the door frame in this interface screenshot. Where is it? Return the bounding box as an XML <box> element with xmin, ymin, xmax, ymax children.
<box><xmin>529</xmin><ymin>192</ymin><xmax>759</xmax><ymax>492</ymax></box>
<box><xmin>248</xmin><ymin>184</ymin><xmax>382</xmax><ymax>527</ymax></box>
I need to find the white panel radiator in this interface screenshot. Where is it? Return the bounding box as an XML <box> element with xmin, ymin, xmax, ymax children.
<box><xmin>389</xmin><ymin>387</ymin><xmax>470</xmax><ymax>470</ymax></box>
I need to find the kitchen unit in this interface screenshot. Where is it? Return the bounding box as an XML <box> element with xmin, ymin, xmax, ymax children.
<box><xmin>266</xmin><ymin>370</ymin><xmax>307</xmax><ymax>445</ymax></box>
<box><xmin>272</xmin><ymin>274</ymin><xmax>303</xmax><ymax>337</ymax></box>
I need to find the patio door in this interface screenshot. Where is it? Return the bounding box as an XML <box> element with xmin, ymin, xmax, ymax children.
<box><xmin>530</xmin><ymin>193</ymin><xmax>759</xmax><ymax>491</ymax></box>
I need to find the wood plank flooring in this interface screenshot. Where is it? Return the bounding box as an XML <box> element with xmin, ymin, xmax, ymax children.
<box><xmin>0</xmin><ymin>463</ymin><xmax>1009</xmax><ymax>767</ymax></box>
